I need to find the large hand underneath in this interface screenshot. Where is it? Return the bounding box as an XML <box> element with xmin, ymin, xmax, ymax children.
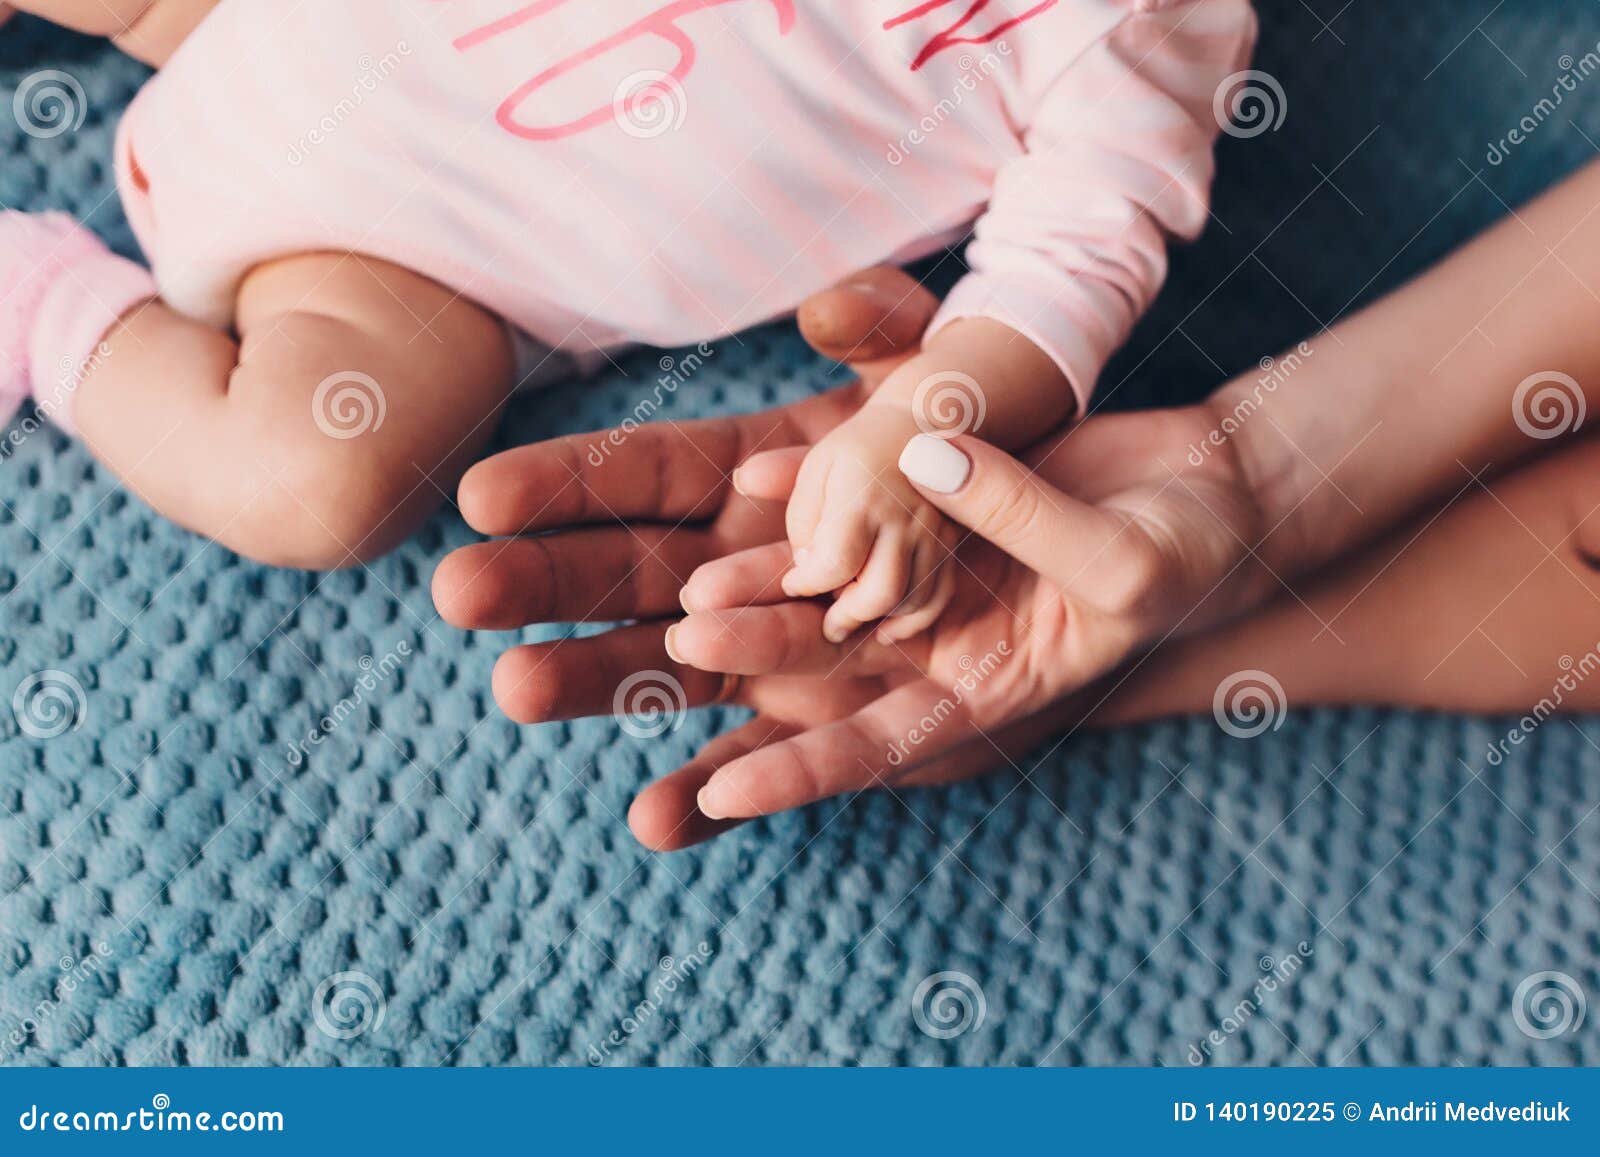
<box><xmin>434</xmin><ymin>267</ymin><xmax>1274</xmax><ymax>849</ymax></box>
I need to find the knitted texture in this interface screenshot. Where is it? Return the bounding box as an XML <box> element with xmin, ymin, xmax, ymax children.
<box><xmin>2</xmin><ymin>1</ymin><xmax>1597</xmax><ymax>1066</ymax></box>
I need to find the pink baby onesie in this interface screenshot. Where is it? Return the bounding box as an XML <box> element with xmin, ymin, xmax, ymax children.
<box><xmin>48</xmin><ymin>0</ymin><xmax>1257</xmax><ymax>409</ymax></box>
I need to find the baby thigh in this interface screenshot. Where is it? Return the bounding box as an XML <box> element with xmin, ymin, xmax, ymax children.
<box><xmin>72</xmin><ymin>253</ymin><xmax>514</xmax><ymax>569</ymax></box>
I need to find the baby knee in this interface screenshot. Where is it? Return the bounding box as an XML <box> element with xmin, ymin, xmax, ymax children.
<box><xmin>215</xmin><ymin>450</ymin><xmax>407</xmax><ymax>571</ymax></box>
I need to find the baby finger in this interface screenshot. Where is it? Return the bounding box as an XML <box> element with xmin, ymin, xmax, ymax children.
<box><xmin>782</xmin><ymin>508</ymin><xmax>876</xmax><ymax>598</ymax></box>
<box><xmin>877</xmin><ymin>565</ymin><xmax>956</xmax><ymax>643</ymax></box>
<box><xmin>822</xmin><ymin>532</ymin><xmax>910</xmax><ymax>643</ymax></box>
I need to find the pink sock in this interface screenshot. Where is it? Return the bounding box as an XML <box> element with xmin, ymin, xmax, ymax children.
<box><xmin>0</xmin><ymin>212</ymin><xmax>157</xmax><ymax>435</ymax></box>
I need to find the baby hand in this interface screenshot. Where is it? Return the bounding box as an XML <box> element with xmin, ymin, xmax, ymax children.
<box><xmin>781</xmin><ymin>404</ymin><xmax>959</xmax><ymax>643</ymax></box>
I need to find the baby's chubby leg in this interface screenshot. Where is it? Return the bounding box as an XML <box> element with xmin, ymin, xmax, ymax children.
<box><xmin>7</xmin><ymin>216</ymin><xmax>512</xmax><ymax>568</ymax></box>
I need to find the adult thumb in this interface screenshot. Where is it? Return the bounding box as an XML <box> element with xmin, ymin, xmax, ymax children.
<box><xmin>797</xmin><ymin>266</ymin><xmax>940</xmax><ymax>369</ymax></box>
<box><xmin>897</xmin><ymin>433</ymin><xmax>1152</xmax><ymax>603</ymax></box>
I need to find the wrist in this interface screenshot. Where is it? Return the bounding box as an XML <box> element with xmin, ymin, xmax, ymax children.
<box><xmin>1203</xmin><ymin>371</ymin><xmax>1343</xmax><ymax>580</ymax></box>
<box><xmin>852</xmin><ymin>396</ymin><xmax>928</xmax><ymax>447</ymax></box>
<box><xmin>861</xmin><ymin>376</ymin><xmax>928</xmax><ymax>424</ymax></box>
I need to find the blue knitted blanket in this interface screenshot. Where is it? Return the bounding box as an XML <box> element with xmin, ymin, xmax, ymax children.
<box><xmin>2</xmin><ymin>1</ymin><xmax>1596</xmax><ymax>1065</ymax></box>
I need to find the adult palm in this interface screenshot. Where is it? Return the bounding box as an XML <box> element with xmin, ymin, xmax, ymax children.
<box><xmin>433</xmin><ymin>269</ymin><xmax>1271</xmax><ymax>848</ymax></box>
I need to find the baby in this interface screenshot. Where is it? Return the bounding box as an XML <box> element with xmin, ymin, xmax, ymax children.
<box><xmin>2</xmin><ymin>0</ymin><xmax>1255</xmax><ymax>639</ymax></box>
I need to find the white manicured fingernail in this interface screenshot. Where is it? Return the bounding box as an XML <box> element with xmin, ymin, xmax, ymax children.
<box><xmin>664</xmin><ymin>624</ymin><xmax>686</xmax><ymax>663</ymax></box>
<box><xmin>696</xmin><ymin>785</ymin><xmax>726</xmax><ymax>820</ymax></box>
<box><xmin>898</xmin><ymin>434</ymin><xmax>970</xmax><ymax>494</ymax></box>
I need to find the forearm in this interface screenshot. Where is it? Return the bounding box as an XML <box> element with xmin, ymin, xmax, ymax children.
<box><xmin>866</xmin><ymin>317</ymin><xmax>1075</xmax><ymax>449</ymax></box>
<box><xmin>1229</xmin><ymin>157</ymin><xmax>1600</xmax><ymax>578</ymax></box>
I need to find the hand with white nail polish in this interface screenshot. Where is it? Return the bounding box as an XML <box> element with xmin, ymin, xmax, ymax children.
<box><xmin>674</xmin><ymin>394</ymin><xmax>1279</xmax><ymax>830</ymax></box>
<box><xmin>443</xmin><ymin>266</ymin><xmax>1280</xmax><ymax>852</ymax></box>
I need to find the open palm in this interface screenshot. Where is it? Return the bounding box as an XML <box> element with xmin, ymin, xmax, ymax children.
<box><xmin>434</xmin><ymin>269</ymin><xmax>1273</xmax><ymax>848</ymax></box>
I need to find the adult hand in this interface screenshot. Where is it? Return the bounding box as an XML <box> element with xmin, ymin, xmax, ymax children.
<box><xmin>437</xmin><ymin>266</ymin><xmax>1280</xmax><ymax>849</ymax></box>
<box><xmin>668</xmin><ymin>397</ymin><xmax>1277</xmax><ymax>826</ymax></box>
